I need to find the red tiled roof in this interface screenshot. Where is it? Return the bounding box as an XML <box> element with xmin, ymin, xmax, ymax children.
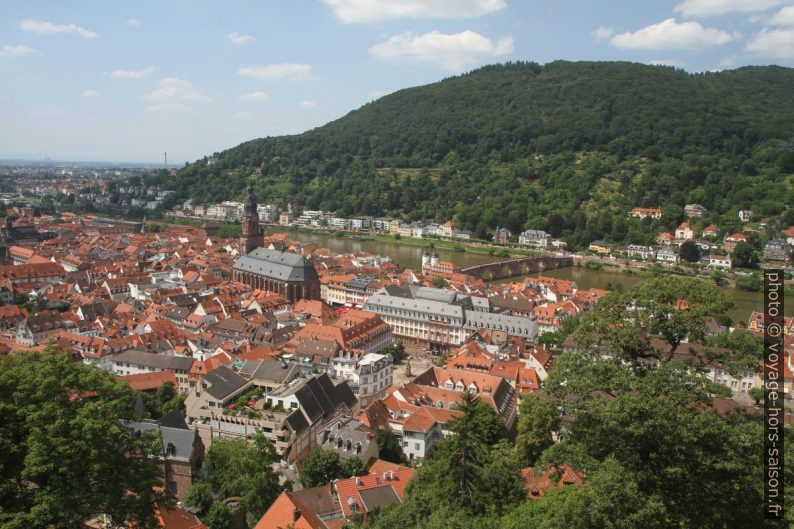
<box><xmin>117</xmin><ymin>370</ymin><xmax>177</xmax><ymax>391</ymax></box>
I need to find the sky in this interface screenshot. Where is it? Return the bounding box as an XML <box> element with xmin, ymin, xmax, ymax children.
<box><xmin>1</xmin><ymin>0</ymin><xmax>793</xmax><ymax>164</ymax></box>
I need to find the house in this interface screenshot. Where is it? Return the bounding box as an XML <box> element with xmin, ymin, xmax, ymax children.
<box><xmin>588</xmin><ymin>240</ymin><xmax>611</xmax><ymax>254</ymax></box>
<box><xmin>764</xmin><ymin>239</ymin><xmax>789</xmax><ymax>262</ymax></box>
<box><xmin>656</xmin><ymin>232</ymin><xmax>674</xmax><ymax>246</ymax></box>
<box><xmin>521</xmin><ymin>465</ymin><xmax>585</xmax><ymax>499</ymax></box>
<box><xmin>411</xmin><ymin>366</ymin><xmax>519</xmax><ymax>430</ymax></box>
<box><xmin>655</xmin><ymin>247</ymin><xmax>679</xmax><ymax>263</ymax></box>
<box><xmin>331</xmin><ymin>352</ymin><xmax>393</xmax><ymax>407</ymax></box>
<box><xmin>739</xmin><ymin>210</ymin><xmax>753</xmax><ymax>222</ymax></box>
<box><xmin>675</xmin><ymin>220</ymin><xmax>694</xmax><ymax>241</ymax></box>
<box><xmin>441</xmin><ymin>220</ymin><xmax>457</xmax><ymax>238</ymax></box>
<box><xmin>702</xmin><ymin>224</ymin><xmax>719</xmax><ymax>238</ymax></box>
<box><xmin>280</xmin><ymin>375</ymin><xmax>358</xmax><ymax>463</ymax></box>
<box><xmin>626</xmin><ymin>244</ymin><xmax>655</xmax><ymax>260</ymax></box>
<box><xmin>630</xmin><ymin>207</ymin><xmax>662</xmax><ymax>219</ymax></box>
<box><xmin>783</xmin><ymin>227</ymin><xmax>794</xmax><ymax>246</ymax></box>
<box><xmin>123</xmin><ymin>413</ymin><xmax>204</xmax><ymax>500</ymax></box>
<box><xmin>684</xmin><ymin>204</ymin><xmax>708</xmax><ymax>217</ymax></box>
<box><xmin>317</xmin><ymin>417</ymin><xmax>378</xmax><ymax>464</ymax></box>
<box><xmin>708</xmin><ymin>255</ymin><xmax>732</xmax><ymax>270</ymax></box>
<box><xmin>254</xmin><ymin>467</ymin><xmax>415</xmax><ymax>529</ymax></box>
<box><xmin>492</xmin><ymin>227</ymin><xmax>512</xmax><ymax>243</ymax></box>
<box><xmin>723</xmin><ymin>232</ymin><xmax>748</xmax><ymax>253</ymax></box>
<box><xmin>518</xmin><ymin>229</ymin><xmax>551</xmax><ymax>247</ymax></box>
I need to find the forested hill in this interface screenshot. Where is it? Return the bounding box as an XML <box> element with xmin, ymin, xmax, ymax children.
<box><xmin>167</xmin><ymin>61</ymin><xmax>794</xmax><ymax>248</ymax></box>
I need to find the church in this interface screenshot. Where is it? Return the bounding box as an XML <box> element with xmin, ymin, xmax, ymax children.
<box><xmin>232</xmin><ymin>186</ymin><xmax>320</xmax><ymax>302</ymax></box>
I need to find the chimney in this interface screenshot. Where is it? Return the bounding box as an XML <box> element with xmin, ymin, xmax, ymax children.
<box><xmin>293</xmin><ymin>507</ymin><xmax>301</xmax><ymax>522</ymax></box>
<box><xmin>383</xmin><ymin>471</ymin><xmax>389</xmax><ymax>481</ymax></box>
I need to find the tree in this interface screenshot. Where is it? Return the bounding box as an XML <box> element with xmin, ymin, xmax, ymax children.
<box><xmin>430</xmin><ymin>276</ymin><xmax>449</xmax><ymax>288</ymax></box>
<box><xmin>202</xmin><ymin>432</ymin><xmax>280</xmax><ymax>526</ymax></box>
<box><xmin>299</xmin><ymin>448</ymin><xmax>367</xmax><ymax>488</ymax></box>
<box><xmin>515</xmin><ymin>394</ymin><xmax>560</xmax><ymax>466</ymax></box>
<box><xmin>0</xmin><ymin>353</ymin><xmax>166</xmax><ymax>528</ymax></box>
<box><xmin>184</xmin><ymin>482</ymin><xmax>214</xmax><ymax>516</ymax></box>
<box><xmin>376</xmin><ymin>429</ymin><xmax>403</xmax><ymax>463</ymax></box>
<box><xmin>341</xmin><ymin>456</ymin><xmax>367</xmax><ymax>478</ymax></box>
<box><xmin>542</xmin><ymin>352</ymin><xmax>765</xmax><ymax>529</ymax></box>
<box><xmin>450</xmin><ymin>392</ymin><xmax>506</xmax><ymax>446</ymax></box>
<box><xmin>143</xmin><ymin>381</ymin><xmax>185</xmax><ymax>419</ymax></box>
<box><xmin>572</xmin><ymin>276</ymin><xmax>734</xmax><ymax>364</ymax></box>
<box><xmin>704</xmin><ymin>329</ymin><xmax>763</xmax><ymax>378</ymax></box>
<box><xmin>679</xmin><ymin>240</ymin><xmax>701</xmax><ymax>262</ymax></box>
<box><xmin>733</xmin><ymin>241</ymin><xmax>759</xmax><ymax>268</ymax></box>
<box><xmin>204</xmin><ymin>502</ymin><xmax>232</xmax><ymax>529</ymax></box>
<box><xmin>381</xmin><ymin>342</ymin><xmax>406</xmax><ymax>365</ymax></box>
<box><xmin>748</xmin><ymin>387</ymin><xmax>764</xmax><ymax>405</ymax></box>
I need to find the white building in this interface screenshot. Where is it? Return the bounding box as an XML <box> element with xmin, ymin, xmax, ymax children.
<box><xmin>708</xmin><ymin>255</ymin><xmax>733</xmax><ymax>270</ymax></box>
<box><xmin>332</xmin><ymin>352</ymin><xmax>393</xmax><ymax>407</ymax></box>
<box><xmin>626</xmin><ymin>244</ymin><xmax>655</xmax><ymax>260</ymax></box>
<box><xmin>363</xmin><ymin>285</ymin><xmax>538</xmax><ymax>352</ymax></box>
<box><xmin>518</xmin><ymin>229</ymin><xmax>551</xmax><ymax>247</ymax></box>
<box><xmin>655</xmin><ymin>247</ymin><xmax>679</xmax><ymax>263</ymax></box>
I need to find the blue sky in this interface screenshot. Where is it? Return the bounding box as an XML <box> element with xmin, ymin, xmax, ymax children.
<box><xmin>1</xmin><ymin>0</ymin><xmax>793</xmax><ymax>163</ymax></box>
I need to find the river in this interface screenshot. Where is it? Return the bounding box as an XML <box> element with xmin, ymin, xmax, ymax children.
<box><xmin>270</xmin><ymin>228</ymin><xmax>787</xmax><ymax>323</ymax></box>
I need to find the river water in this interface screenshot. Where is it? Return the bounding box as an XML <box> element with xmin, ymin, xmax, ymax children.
<box><xmin>273</xmin><ymin>229</ymin><xmax>786</xmax><ymax>323</ymax></box>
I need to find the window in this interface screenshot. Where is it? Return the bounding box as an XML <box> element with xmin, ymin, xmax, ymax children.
<box><xmin>415</xmin><ymin>443</ymin><xmax>420</xmax><ymax>450</ymax></box>
<box><xmin>291</xmin><ymin>402</ymin><xmax>298</xmax><ymax>409</ymax></box>
<box><xmin>168</xmin><ymin>481</ymin><xmax>177</xmax><ymax>494</ymax></box>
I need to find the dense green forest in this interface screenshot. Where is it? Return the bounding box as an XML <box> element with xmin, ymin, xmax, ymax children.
<box><xmin>166</xmin><ymin>61</ymin><xmax>794</xmax><ymax>249</ymax></box>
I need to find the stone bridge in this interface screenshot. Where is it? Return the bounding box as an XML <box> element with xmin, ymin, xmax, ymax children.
<box><xmin>460</xmin><ymin>255</ymin><xmax>574</xmax><ymax>281</ymax></box>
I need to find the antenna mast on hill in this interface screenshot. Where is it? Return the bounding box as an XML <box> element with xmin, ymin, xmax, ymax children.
<box><xmin>164</xmin><ymin>152</ymin><xmax>168</xmax><ymax>169</ymax></box>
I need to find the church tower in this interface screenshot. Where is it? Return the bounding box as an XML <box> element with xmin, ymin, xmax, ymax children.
<box><xmin>240</xmin><ymin>183</ymin><xmax>261</xmax><ymax>255</ymax></box>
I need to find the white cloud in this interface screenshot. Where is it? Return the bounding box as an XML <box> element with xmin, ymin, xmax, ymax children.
<box><xmin>610</xmin><ymin>18</ymin><xmax>736</xmax><ymax>49</ymax></box>
<box><xmin>324</xmin><ymin>0</ymin><xmax>506</xmax><ymax>23</ymax></box>
<box><xmin>147</xmin><ymin>78</ymin><xmax>211</xmax><ymax>103</ymax></box>
<box><xmin>146</xmin><ymin>103</ymin><xmax>191</xmax><ymax>114</ymax></box>
<box><xmin>674</xmin><ymin>0</ymin><xmax>790</xmax><ymax>17</ymax></box>
<box><xmin>770</xmin><ymin>6</ymin><xmax>794</xmax><ymax>25</ymax></box>
<box><xmin>0</xmin><ymin>44</ymin><xmax>35</xmax><ymax>58</ymax></box>
<box><xmin>299</xmin><ymin>100</ymin><xmax>317</xmax><ymax>109</ymax></box>
<box><xmin>110</xmin><ymin>66</ymin><xmax>155</xmax><ymax>79</ymax></box>
<box><xmin>369</xmin><ymin>30</ymin><xmax>513</xmax><ymax>71</ymax></box>
<box><xmin>20</xmin><ymin>19</ymin><xmax>97</xmax><ymax>38</ymax></box>
<box><xmin>82</xmin><ymin>89</ymin><xmax>102</xmax><ymax>97</ymax></box>
<box><xmin>239</xmin><ymin>91</ymin><xmax>269</xmax><ymax>101</ymax></box>
<box><xmin>591</xmin><ymin>26</ymin><xmax>614</xmax><ymax>41</ymax></box>
<box><xmin>745</xmin><ymin>27</ymin><xmax>794</xmax><ymax>58</ymax></box>
<box><xmin>237</xmin><ymin>63</ymin><xmax>312</xmax><ymax>81</ymax></box>
<box><xmin>127</xmin><ymin>18</ymin><xmax>141</xmax><ymax>27</ymax></box>
<box><xmin>227</xmin><ymin>32</ymin><xmax>256</xmax><ymax>44</ymax></box>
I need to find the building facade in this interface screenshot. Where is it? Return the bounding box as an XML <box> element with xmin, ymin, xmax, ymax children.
<box><xmin>232</xmin><ymin>248</ymin><xmax>321</xmax><ymax>302</ymax></box>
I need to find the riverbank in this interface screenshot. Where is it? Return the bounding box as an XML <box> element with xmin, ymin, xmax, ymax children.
<box><xmin>157</xmin><ymin>217</ymin><xmax>791</xmax><ymax>320</ymax></box>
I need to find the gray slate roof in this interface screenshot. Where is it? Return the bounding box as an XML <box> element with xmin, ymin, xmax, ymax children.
<box><xmin>203</xmin><ymin>364</ymin><xmax>249</xmax><ymax>399</ymax></box>
<box><xmin>113</xmin><ymin>350</ymin><xmax>194</xmax><ymax>371</ymax></box>
<box><xmin>233</xmin><ymin>248</ymin><xmax>319</xmax><ymax>282</ymax></box>
<box><xmin>239</xmin><ymin>358</ymin><xmax>299</xmax><ymax>384</ymax></box>
<box><xmin>125</xmin><ymin>419</ymin><xmax>196</xmax><ymax>462</ymax></box>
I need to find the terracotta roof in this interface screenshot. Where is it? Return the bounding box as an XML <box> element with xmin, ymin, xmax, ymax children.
<box><xmin>117</xmin><ymin>370</ymin><xmax>177</xmax><ymax>391</ymax></box>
